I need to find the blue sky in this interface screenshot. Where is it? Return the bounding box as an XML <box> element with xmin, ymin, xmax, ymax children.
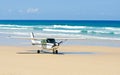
<box><xmin>0</xmin><ymin>0</ymin><xmax>119</xmax><ymax>20</ymax></box>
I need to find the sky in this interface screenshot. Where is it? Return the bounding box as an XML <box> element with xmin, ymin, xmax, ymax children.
<box><xmin>0</xmin><ymin>0</ymin><xmax>120</xmax><ymax>20</ymax></box>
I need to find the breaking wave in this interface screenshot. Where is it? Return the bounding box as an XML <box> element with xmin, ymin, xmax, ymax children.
<box><xmin>0</xmin><ymin>24</ymin><xmax>120</xmax><ymax>40</ymax></box>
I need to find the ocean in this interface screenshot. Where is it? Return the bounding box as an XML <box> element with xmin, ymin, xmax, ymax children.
<box><xmin>0</xmin><ymin>20</ymin><xmax>120</xmax><ymax>41</ymax></box>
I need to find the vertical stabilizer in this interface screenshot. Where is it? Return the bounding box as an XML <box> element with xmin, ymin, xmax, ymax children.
<box><xmin>30</xmin><ymin>32</ymin><xmax>36</xmax><ymax>45</ymax></box>
<box><xmin>30</xmin><ymin>32</ymin><xmax>34</xmax><ymax>38</ymax></box>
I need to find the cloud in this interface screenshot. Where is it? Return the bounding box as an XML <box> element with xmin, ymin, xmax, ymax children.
<box><xmin>18</xmin><ymin>8</ymin><xmax>40</xmax><ymax>14</ymax></box>
<box><xmin>26</xmin><ymin>8</ymin><xmax>39</xmax><ymax>14</ymax></box>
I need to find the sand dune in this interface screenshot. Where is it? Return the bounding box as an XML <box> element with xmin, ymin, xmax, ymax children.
<box><xmin>0</xmin><ymin>46</ymin><xmax>120</xmax><ymax>75</ymax></box>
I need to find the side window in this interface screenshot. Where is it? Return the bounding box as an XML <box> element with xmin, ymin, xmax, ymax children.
<box><xmin>41</xmin><ymin>40</ymin><xmax>47</xmax><ymax>44</ymax></box>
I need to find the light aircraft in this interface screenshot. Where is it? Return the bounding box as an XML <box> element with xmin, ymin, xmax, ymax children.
<box><xmin>29</xmin><ymin>32</ymin><xmax>65</xmax><ymax>54</ymax></box>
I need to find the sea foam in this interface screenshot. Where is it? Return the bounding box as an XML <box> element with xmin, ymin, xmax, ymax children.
<box><xmin>0</xmin><ymin>24</ymin><xmax>120</xmax><ymax>41</ymax></box>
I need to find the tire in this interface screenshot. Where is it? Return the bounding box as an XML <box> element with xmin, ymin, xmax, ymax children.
<box><xmin>55</xmin><ymin>50</ymin><xmax>58</xmax><ymax>54</ymax></box>
<box><xmin>37</xmin><ymin>50</ymin><xmax>40</xmax><ymax>54</ymax></box>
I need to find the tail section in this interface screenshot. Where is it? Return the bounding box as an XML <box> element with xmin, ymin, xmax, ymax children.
<box><xmin>30</xmin><ymin>32</ymin><xmax>34</xmax><ymax>38</ymax></box>
<box><xmin>30</xmin><ymin>32</ymin><xmax>41</xmax><ymax>45</ymax></box>
<box><xmin>30</xmin><ymin>32</ymin><xmax>36</xmax><ymax>45</ymax></box>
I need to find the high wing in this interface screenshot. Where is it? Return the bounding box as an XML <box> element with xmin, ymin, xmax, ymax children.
<box><xmin>8</xmin><ymin>36</ymin><xmax>88</xmax><ymax>40</ymax></box>
<box><xmin>8</xmin><ymin>36</ymin><xmax>45</xmax><ymax>40</ymax></box>
<box><xmin>8</xmin><ymin>36</ymin><xmax>120</xmax><ymax>41</ymax></box>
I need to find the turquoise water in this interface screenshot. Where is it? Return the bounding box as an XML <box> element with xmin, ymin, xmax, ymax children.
<box><xmin>0</xmin><ymin>20</ymin><xmax>120</xmax><ymax>40</ymax></box>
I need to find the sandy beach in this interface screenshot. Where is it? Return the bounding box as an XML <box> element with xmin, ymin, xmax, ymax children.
<box><xmin>0</xmin><ymin>0</ymin><xmax>120</xmax><ymax>74</ymax></box>
<box><xmin>0</xmin><ymin>45</ymin><xmax>120</xmax><ymax>75</ymax></box>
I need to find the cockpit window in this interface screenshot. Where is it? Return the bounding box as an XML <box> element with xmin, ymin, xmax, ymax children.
<box><xmin>46</xmin><ymin>38</ymin><xmax>56</xmax><ymax>43</ymax></box>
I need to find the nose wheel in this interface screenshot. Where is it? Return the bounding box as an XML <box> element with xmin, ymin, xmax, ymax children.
<box><xmin>53</xmin><ymin>49</ymin><xmax>58</xmax><ymax>54</ymax></box>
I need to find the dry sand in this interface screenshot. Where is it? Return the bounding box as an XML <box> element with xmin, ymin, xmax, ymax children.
<box><xmin>0</xmin><ymin>45</ymin><xmax>120</xmax><ymax>75</ymax></box>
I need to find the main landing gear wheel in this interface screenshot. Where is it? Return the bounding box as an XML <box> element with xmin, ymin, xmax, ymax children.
<box><xmin>53</xmin><ymin>50</ymin><xmax>58</xmax><ymax>54</ymax></box>
<box><xmin>37</xmin><ymin>50</ymin><xmax>40</xmax><ymax>54</ymax></box>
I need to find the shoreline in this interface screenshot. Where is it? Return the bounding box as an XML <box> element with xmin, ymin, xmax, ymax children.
<box><xmin>0</xmin><ymin>33</ymin><xmax>120</xmax><ymax>47</ymax></box>
<box><xmin>1</xmin><ymin>38</ymin><xmax>120</xmax><ymax>47</ymax></box>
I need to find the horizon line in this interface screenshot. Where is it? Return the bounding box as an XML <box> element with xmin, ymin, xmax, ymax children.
<box><xmin>0</xmin><ymin>19</ymin><xmax>120</xmax><ymax>21</ymax></box>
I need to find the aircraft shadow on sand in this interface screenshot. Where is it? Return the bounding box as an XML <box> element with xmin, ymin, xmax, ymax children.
<box><xmin>17</xmin><ymin>50</ymin><xmax>96</xmax><ymax>55</ymax></box>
